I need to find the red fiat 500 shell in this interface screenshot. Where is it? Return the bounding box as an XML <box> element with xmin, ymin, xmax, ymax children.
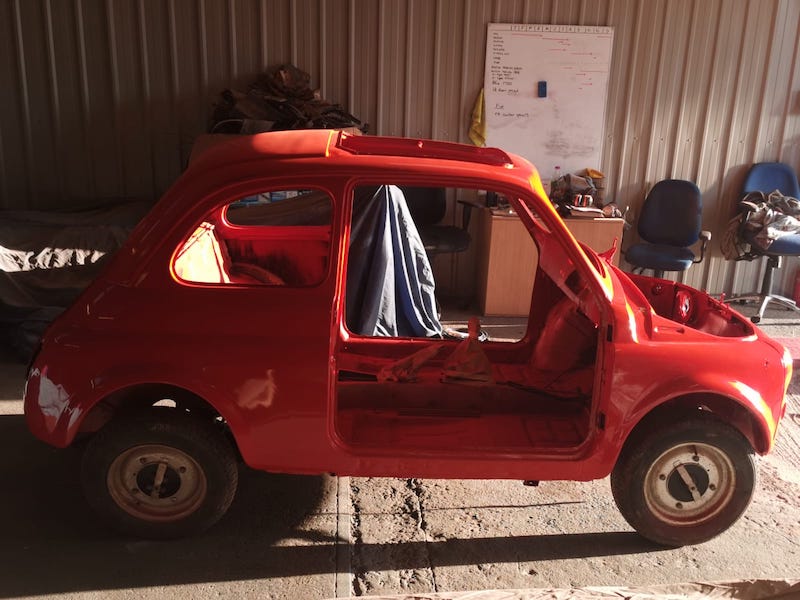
<box><xmin>24</xmin><ymin>130</ymin><xmax>790</xmax><ymax>484</ymax></box>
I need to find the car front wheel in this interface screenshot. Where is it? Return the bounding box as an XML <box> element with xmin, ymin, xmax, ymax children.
<box><xmin>611</xmin><ymin>414</ymin><xmax>756</xmax><ymax>546</ymax></box>
<box><xmin>81</xmin><ymin>409</ymin><xmax>238</xmax><ymax>539</ymax></box>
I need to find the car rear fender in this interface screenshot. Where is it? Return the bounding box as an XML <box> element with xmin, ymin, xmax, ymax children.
<box><xmin>26</xmin><ymin>358</ymin><xmax>251</xmax><ymax>454</ymax></box>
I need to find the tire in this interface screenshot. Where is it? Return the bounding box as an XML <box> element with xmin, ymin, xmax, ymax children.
<box><xmin>81</xmin><ymin>409</ymin><xmax>238</xmax><ymax>539</ymax></box>
<box><xmin>611</xmin><ymin>414</ymin><xmax>756</xmax><ymax>547</ymax></box>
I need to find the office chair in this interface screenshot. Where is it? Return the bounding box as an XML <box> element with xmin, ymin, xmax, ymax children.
<box><xmin>625</xmin><ymin>179</ymin><xmax>711</xmax><ymax>278</ymax></box>
<box><xmin>725</xmin><ymin>162</ymin><xmax>800</xmax><ymax>323</ymax></box>
<box><xmin>400</xmin><ymin>187</ymin><xmax>472</xmax><ymax>258</ymax></box>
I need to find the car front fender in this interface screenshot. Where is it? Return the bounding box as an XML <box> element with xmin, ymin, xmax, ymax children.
<box><xmin>604</xmin><ymin>341</ymin><xmax>791</xmax><ymax>454</ymax></box>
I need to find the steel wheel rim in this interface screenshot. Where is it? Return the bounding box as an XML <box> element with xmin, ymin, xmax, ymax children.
<box><xmin>643</xmin><ymin>442</ymin><xmax>736</xmax><ymax>526</ymax></box>
<box><xmin>107</xmin><ymin>444</ymin><xmax>207</xmax><ymax>522</ymax></box>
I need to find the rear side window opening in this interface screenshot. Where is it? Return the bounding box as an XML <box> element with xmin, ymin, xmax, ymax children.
<box><xmin>172</xmin><ymin>189</ymin><xmax>333</xmax><ymax>287</ymax></box>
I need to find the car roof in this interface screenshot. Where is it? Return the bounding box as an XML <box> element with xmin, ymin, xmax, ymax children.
<box><xmin>187</xmin><ymin>129</ymin><xmax>533</xmax><ymax>183</ymax></box>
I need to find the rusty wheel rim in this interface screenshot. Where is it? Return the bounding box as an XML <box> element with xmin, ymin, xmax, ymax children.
<box><xmin>107</xmin><ymin>444</ymin><xmax>207</xmax><ymax>523</ymax></box>
<box><xmin>643</xmin><ymin>442</ymin><xmax>736</xmax><ymax>527</ymax></box>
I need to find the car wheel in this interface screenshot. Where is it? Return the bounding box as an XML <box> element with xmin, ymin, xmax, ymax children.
<box><xmin>81</xmin><ymin>409</ymin><xmax>238</xmax><ymax>539</ymax></box>
<box><xmin>610</xmin><ymin>414</ymin><xmax>756</xmax><ymax>547</ymax></box>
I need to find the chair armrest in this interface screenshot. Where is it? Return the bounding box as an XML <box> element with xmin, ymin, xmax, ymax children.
<box><xmin>693</xmin><ymin>230</ymin><xmax>712</xmax><ymax>263</ymax></box>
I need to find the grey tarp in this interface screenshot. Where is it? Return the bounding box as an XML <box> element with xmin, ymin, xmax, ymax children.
<box><xmin>0</xmin><ymin>201</ymin><xmax>149</xmax><ymax>359</ymax></box>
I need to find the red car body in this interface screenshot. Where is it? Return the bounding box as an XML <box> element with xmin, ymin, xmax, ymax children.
<box><xmin>24</xmin><ymin>130</ymin><xmax>791</xmax><ymax>543</ymax></box>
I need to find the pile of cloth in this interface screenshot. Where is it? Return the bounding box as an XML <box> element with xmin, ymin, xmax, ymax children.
<box><xmin>722</xmin><ymin>190</ymin><xmax>800</xmax><ymax>260</ymax></box>
<box><xmin>0</xmin><ymin>200</ymin><xmax>150</xmax><ymax>361</ymax></box>
<box><xmin>209</xmin><ymin>64</ymin><xmax>366</xmax><ymax>134</ymax></box>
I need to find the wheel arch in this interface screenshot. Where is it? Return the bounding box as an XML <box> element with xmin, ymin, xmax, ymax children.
<box><xmin>77</xmin><ymin>382</ymin><xmax>243</xmax><ymax>458</ymax></box>
<box><xmin>621</xmin><ymin>393</ymin><xmax>768</xmax><ymax>456</ymax></box>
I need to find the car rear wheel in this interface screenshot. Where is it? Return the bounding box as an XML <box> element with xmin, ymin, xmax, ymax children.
<box><xmin>81</xmin><ymin>409</ymin><xmax>238</xmax><ymax>539</ymax></box>
<box><xmin>611</xmin><ymin>414</ymin><xmax>756</xmax><ymax>546</ymax></box>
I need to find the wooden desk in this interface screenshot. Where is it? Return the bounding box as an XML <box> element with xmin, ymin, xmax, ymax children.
<box><xmin>476</xmin><ymin>208</ymin><xmax>623</xmax><ymax>316</ymax></box>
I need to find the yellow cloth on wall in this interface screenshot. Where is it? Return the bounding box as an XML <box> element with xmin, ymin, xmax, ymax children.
<box><xmin>468</xmin><ymin>88</ymin><xmax>486</xmax><ymax>147</ymax></box>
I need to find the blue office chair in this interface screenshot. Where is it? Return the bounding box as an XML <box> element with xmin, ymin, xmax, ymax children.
<box><xmin>401</xmin><ymin>186</ymin><xmax>472</xmax><ymax>257</ymax></box>
<box><xmin>725</xmin><ymin>162</ymin><xmax>800</xmax><ymax>323</ymax></box>
<box><xmin>625</xmin><ymin>179</ymin><xmax>711</xmax><ymax>278</ymax></box>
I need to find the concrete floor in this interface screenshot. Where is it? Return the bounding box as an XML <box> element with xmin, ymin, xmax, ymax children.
<box><xmin>1</xmin><ymin>302</ymin><xmax>799</xmax><ymax>599</ymax></box>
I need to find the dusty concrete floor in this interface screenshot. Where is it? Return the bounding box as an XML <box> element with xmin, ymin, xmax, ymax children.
<box><xmin>347</xmin><ymin>326</ymin><xmax>800</xmax><ymax>595</ymax></box>
<box><xmin>1</xmin><ymin>304</ymin><xmax>799</xmax><ymax>598</ymax></box>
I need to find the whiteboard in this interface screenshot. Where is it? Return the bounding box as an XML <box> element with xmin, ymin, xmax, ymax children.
<box><xmin>484</xmin><ymin>23</ymin><xmax>614</xmax><ymax>178</ymax></box>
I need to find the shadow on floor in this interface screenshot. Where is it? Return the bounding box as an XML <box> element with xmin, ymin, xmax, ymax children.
<box><xmin>0</xmin><ymin>411</ymin><xmax>658</xmax><ymax>597</ymax></box>
<box><xmin>0</xmin><ymin>413</ymin><xmax>332</xmax><ymax>597</ymax></box>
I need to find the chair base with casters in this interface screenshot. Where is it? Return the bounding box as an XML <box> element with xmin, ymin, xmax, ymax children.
<box><xmin>726</xmin><ymin>254</ymin><xmax>800</xmax><ymax>324</ymax></box>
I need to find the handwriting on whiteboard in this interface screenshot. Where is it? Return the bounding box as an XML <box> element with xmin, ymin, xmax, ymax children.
<box><xmin>483</xmin><ymin>23</ymin><xmax>614</xmax><ymax>174</ymax></box>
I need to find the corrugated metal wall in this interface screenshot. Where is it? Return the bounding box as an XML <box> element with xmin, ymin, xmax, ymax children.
<box><xmin>1</xmin><ymin>0</ymin><xmax>799</xmax><ymax>297</ymax></box>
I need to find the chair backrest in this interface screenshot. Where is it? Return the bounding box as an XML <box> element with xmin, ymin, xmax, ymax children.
<box><xmin>638</xmin><ymin>179</ymin><xmax>702</xmax><ymax>247</ymax></box>
<box><xmin>401</xmin><ymin>186</ymin><xmax>447</xmax><ymax>226</ymax></box>
<box><xmin>743</xmin><ymin>162</ymin><xmax>800</xmax><ymax>198</ymax></box>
